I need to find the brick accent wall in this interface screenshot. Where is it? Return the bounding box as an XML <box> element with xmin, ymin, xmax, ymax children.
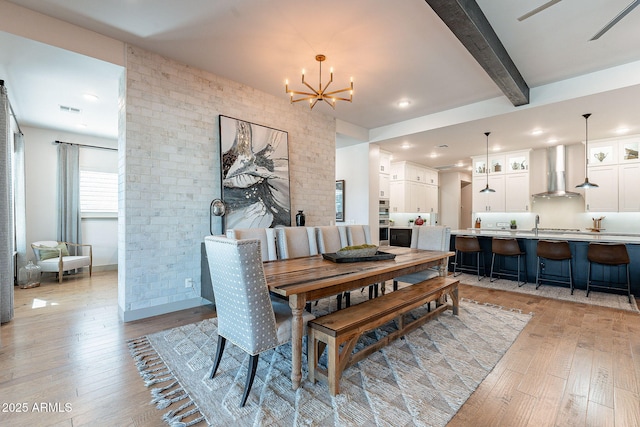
<box><xmin>119</xmin><ymin>45</ymin><xmax>336</xmax><ymax>320</ymax></box>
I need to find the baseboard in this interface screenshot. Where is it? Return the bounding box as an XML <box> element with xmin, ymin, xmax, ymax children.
<box><xmin>93</xmin><ymin>264</ymin><xmax>117</xmax><ymax>272</ymax></box>
<box><xmin>120</xmin><ymin>297</ymin><xmax>211</xmax><ymax>322</ymax></box>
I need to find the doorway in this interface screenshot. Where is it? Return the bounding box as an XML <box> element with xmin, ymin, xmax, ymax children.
<box><xmin>460</xmin><ymin>180</ymin><xmax>472</xmax><ymax>229</ymax></box>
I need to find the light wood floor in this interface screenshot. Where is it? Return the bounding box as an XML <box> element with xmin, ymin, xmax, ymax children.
<box><xmin>1</xmin><ymin>271</ymin><xmax>638</xmax><ymax>427</ymax></box>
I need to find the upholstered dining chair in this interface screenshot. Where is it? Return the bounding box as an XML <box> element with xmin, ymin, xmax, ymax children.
<box><xmin>392</xmin><ymin>226</ymin><xmax>451</xmax><ymax>291</ymax></box>
<box><xmin>315</xmin><ymin>225</ymin><xmax>348</xmax><ymax>254</ymax></box>
<box><xmin>275</xmin><ymin>226</ymin><xmax>319</xmax><ymax>311</ymax></box>
<box><xmin>315</xmin><ymin>226</ymin><xmax>350</xmax><ymax>309</ymax></box>
<box><xmin>204</xmin><ymin>236</ymin><xmax>314</xmax><ymax>407</ymax></box>
<box><xmin>31</xmin><ymin>240</ymin><xmax>92</xmax><ymax>283</ymax></box>
<box><xmin>345</xmin><ymin>224</ymin><xmax>379</xmax><ymax>300</ymax></box>
<box><xmin>345</xmin><ymin>224</ymin><xmax>372</xmax><ymax>247</ymax></box>
<box><xmin>275</xmin><ymin>226</ymin><xmax>318</xmax><ymax>259</ymax></box>
<box><xmin>226</xmin><ymin>227</ymin><xmax>277</xmax><ymax>261</ymax></box>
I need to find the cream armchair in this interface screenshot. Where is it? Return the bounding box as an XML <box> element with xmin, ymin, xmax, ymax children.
<box><xmin>31</xmin><ymin>241</ymin><xmax>92</xmax><ymax>283</ymax></box>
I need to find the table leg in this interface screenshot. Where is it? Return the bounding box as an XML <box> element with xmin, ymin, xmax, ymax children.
<box><xmin>288</xmin><ymin>294</ymin><xmax>306</xmax><ymax>390</ymax></box>
<box><xmin>451</xmin><ymin>284</ymin><xmax>459</xmax><ymax>315</ymax></box>
<box><xmin>438</xmin><ymin>258</ymin><xmax>448</xmax><ymax>277</ymax></box>
<box><xmin>437</xmin><ymin>258</ymin><xmax>449</xmax><ymax>305</ymax></box>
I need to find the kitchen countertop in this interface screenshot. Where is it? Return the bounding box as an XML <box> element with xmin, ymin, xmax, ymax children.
<box><xmin>451</xmin><ymin>228</ymin><xmax>640</xmax><ymax>244</ymax></box>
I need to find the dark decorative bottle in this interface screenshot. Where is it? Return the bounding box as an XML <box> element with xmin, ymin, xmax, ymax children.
<box><xmin>295</xmin><ymin>210</ymin><xmax>305</xmax><ymax>226</ymax></box>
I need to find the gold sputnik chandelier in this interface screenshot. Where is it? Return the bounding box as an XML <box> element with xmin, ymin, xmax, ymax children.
<box><xmin>285</xmin><ymin>54</ymin><xmax>353</xmax><ymax>109</ymax></box>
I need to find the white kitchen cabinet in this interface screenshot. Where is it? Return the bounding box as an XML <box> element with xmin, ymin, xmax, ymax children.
<box><xmin>390</xmin><ymin>162</ymin><xmax>404</xmax><ymax>181</ymax></box>
<box><xmin>471</xmin><ymin>150</ymin><xmax>532</xmax><ymax>213</ymax></box>
<box><xmin>588</xmin><ymin>140</ymin><xmax>617</xmax><ymax>166</ymax></box>
<box><xmin>619</xmin><ymin>163</ymin><xmax>640</xmax><ymax>212</ymax></box>
<box><xmin>409</xmin><ymin>181</ymin><xmax>427</xmax><ymax>212</ymax></box>
<box><xmin>425</xmin><ymin>182</ymin><xmax>438</xmax><ymax>213</ymax></box>
<box><xmin>379</xmin><ymin>150</ymin><xmax>392</xmax><ymax>174</ymax></box>
<box><xmin>424</xmin><ymin>168</ymin><xmax>439</xmax><ymax>185</ymax></box>
<box><xmin>390</xmin><ymin>161</ymin><xmax>438</xmax><ymax>183</ymax></box>
<box><xmin>389</xmin><ymin>161</ymin><xmax>439</xmax><ymax>213</ymax></box>
<box><xmin>411</xmin><ymin>164</ymin><xmax>426</xmax><ymax>182</ymax></box>
<box><xmin>389</xmin><ymin>180</ymin><xmax>437</xmax><ymax>213</ymax></box>
<box><xmin>391</xmin><ymin>181</ymin><xmax>421</xmax><ymax>212</ymax></box>
<box><xmin>619</xmin><ymin>138</ymin><xmax>639</xmax><ymax>163</ymax></box>
<box><xmin>505</xmin><ymin>173</ymin><xmax>530</xmax><ymax>212</ymax></box>
<box><xmin>582</xmin><ymin>136</ymin><xmax>640</xmax><ymax>212</ymax></box>
<box><xmin>379</xmin><ymin>173</ymin><xmax>390</xmax><ymax>199</ymax></box>
<box><xmin>490</xmin><ymin>154</ymin><xmax>506</xmax><ymax>174</ymax></box>
<box><xmin>473</xmin><ymin>158</ymin><xmax>488</xmax><ymax>176</ymax></box>
<box><xmin>472</xmin><ymin>174</ymin><xmax>505</xmax><ymax>212</ymax></box>
<box><xmin>585</xmin><ymin>164</ymin><xmax>618</xmax><ymax>212</ymax></box>
<box><xmin>389</xmin><ymin>181</ymin><xmax>404</xmax><ymax>213</ymax></box>
<box><xmin>472</xmin><ymin>154</ymin><xmax>505</xmax><ymax>175</ymax></box>
<box><xmin>506</xmin><ymin>150</ymin><xmax>530</xmax><ymax>173</ymax></box>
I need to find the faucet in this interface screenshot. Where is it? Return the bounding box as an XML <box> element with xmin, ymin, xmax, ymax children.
<box><xmin>534</xmin><ymin>215</ymin><xmax>540</xmax><ymax>236</ymax></box>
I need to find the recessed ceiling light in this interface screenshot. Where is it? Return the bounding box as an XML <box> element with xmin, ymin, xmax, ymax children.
<box><xmin>531</xmin><ymin>129</ymin><xmax>543</xmax><ymax>136</ymax></box>
<box><xmin>429</xmin><ymin>153</ymin><xmax>437</xmax><ymax>158</ymax></box>
<box><xmin>83</xmin><ymin>93</ymin><xmax>100</xmax><ymax>101</ymax></box>
<box><xmin>615</xmin><ymin>127</ymin><xmax>630</xmax><ymax>134</ymax></box>
<box><xmin>547</xmin><ymin>138</ymin><xmax>558</xmax><ymax>144</ymax></box>
<box><xmin>492</xmin><ymin>146</ymin><xmax>501</xmax><ymax>152</ymax></box>
<box><xmin>76</xmin><ymin>123</ymin><xmax>88</xmax><ymax>128</ymax></box>
<box><xmin>401</xmin><ymin>142</ymin><xmax>411</xmax><ymax>149</ymax></box>
<box><xmin>397</xmin><ymin>100</ymin><xmax>411</xmax><ymax>108</ymax></box>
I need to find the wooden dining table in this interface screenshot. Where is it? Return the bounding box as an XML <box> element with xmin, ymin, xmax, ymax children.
<box><xmin>263</xmin><ymin>246</ymin><xmax>454</xmax><ymax>390</ymax></box>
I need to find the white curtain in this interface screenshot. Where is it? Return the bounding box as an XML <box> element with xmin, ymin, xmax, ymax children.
<box><xmin>13</xmin><ymin>132</ymin><xmax>26</xmax><ymax>273</ymax></box>
<box><xmin>1</xmin><ymin>84</ymin><xmax>15</xmax><ymax>324</ymax></box>
<box><xmin>57</xmin><ymin>143</ymin><xmax>82</xmax><ymax>249</ymax></box>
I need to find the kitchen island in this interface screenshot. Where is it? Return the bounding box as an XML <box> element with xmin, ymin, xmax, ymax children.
<box><xmin>449</xmin><ymin>229</ymin><xmax>640</xmax><ymax>297</ymax></box>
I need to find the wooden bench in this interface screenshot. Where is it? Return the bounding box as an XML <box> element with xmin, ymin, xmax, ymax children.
<box><xmin>307</xmin><ymin>276</ymin><xmax>459</xmax><ymax>395</ymax></box>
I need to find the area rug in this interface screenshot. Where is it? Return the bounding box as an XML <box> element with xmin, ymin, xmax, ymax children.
<box><xmin>455</xmin><ymin>273</ymin><xmax>639</xmax><ymax>312</ymax></box>
<box><xmin>128</xmin><ymin>299</ymin><xmax>531</xmax><ymax>426</ymax></box>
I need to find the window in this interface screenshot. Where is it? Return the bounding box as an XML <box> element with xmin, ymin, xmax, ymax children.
<box><xmin>80</xmin><ymin>170</ymin><xmax>118</xmax><ymax>217</ymax></box>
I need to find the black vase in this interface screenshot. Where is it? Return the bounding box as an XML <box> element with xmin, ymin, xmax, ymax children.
<box><xmin>295</xmin><ymin>210</ymin><xmax>305</xmax><ymax>226</ymax></box>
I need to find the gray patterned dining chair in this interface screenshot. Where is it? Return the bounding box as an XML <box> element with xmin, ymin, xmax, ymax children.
<box><xmin>204</xmin><ymin>235</ymin><xmax>315</xmax><ymax>407</ymax></box>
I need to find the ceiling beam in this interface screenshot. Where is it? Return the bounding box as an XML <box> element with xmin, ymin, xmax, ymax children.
<box><xmin>425</xmin><ymin>0</ymin><xmax>530</xmax><ymax>106</ymax></box>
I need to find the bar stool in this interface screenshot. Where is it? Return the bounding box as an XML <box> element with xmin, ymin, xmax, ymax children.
<box><xmin>536</xmin><ymin>240</ymin><xmax>573</xmax><ymax>293</ymax></box>
<box><xmin>490</xmin><ymin>237</ymin><xmax>527</xmax><ymax>286</ymax></box>
<box><xmin>587</xmin><ymin>242</ymin><xmax>631</xmax><ymax>303</ymax></box>
<box><xmin>453</xmin><ymin>235</ymin><xmax>485</xmax><ymax>281</ymax></box>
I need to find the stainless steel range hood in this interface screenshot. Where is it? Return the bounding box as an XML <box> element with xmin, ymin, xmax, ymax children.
<box><xmin>532</xmin><ymin>145</ymin><xmax>582</xmax><ymax>198</ymax></box>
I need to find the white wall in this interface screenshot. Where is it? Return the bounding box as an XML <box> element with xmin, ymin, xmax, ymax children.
<box><xmin>336</xmin><ymin>143</ymin><xmax>372</xmax><ymax>230</ymax></box>
<box><xmin>22</xmin><ymin>126</ymin><xmax>118</xmax><ymax>267</ymax></box>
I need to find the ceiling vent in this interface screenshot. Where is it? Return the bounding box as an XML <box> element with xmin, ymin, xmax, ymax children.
<box><xmin>59</xmin><ymin>105</ymin><xmax>81</xmax><ymax>114</ymax></box>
